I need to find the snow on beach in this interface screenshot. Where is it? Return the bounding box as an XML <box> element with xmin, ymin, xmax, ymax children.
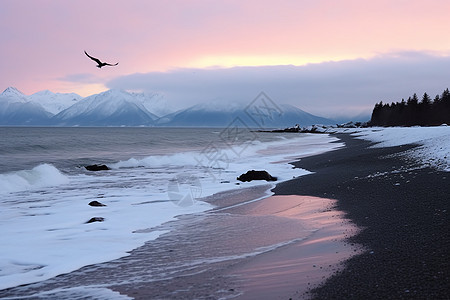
<box><xmin>341</xmin><ymin>126</ymin><xmax>450</xmax><ymax>171</ymax></box>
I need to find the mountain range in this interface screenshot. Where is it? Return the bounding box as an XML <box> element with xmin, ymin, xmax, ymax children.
<box><xmin>0</xmin><ymin>87</ymin><xmax>336</xmax><ymax>127</ymax></box>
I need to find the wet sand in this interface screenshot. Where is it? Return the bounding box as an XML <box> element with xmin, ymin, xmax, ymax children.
<box><xmin>222</xmin><ymin>195</ymin><xmax>360</xmax><ymax>300</ymax></box>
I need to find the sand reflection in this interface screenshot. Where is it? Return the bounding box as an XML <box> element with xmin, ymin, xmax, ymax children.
<box><xmin>222</xmin><ymin>195</ymin><xmax>361</xmax><ymax>300</ymax></box>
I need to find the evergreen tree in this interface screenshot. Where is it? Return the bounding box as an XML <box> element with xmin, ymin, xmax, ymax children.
<box><xmin>369</xmin><ymin>88</ymin><xmax>450</xmax><ymax>126</ymax></box>
<box><xmin>421</xmin><ymin>93</ymin><xmax>431</xmax><ymax>106</ymax></box>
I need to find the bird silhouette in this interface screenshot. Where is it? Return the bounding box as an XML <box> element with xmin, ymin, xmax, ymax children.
<box><xmin>84</xmin><ymin>51</ymin><xmax>118</xmax><ymax>68</ymax></box>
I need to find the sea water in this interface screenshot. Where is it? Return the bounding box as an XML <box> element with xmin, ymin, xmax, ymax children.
<box><xmin>0</xmin><ymin>127</ymin><xmax>342</xmax><ymax>291</ymax></box>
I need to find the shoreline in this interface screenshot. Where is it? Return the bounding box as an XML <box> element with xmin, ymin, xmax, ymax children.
<box><xmin>273</xmin><ymin>133</ymin><xmax>449</xmax><ymax>299</ymax></box>
<box><xmin>106</xmin><ymin>186</ymin><xmax>358</xmax><ymax>299</ymax></box>
<box><xmin>1</xmin><ymin>132</ymin><xmax>448</xmax><ymax>299</ymax></box>
<box><xmin>0</xmin><ymin>153</ymin><xmax>355</xmax><ymax>300</ymax></box>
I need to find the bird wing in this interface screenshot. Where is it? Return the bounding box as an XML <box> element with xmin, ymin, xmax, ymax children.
<box><xmin>104</xmin><ymin>62</ymin><xmax>119</xmax><ymax>67</ymax></box>
<box><xmin>84</xmin><ymin>51</ymin><xmax>102</xmax><ymax>65</ymax></box>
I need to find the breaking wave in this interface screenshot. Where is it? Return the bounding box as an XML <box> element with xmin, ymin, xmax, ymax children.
<box><xmin>0</xmin><ymin>164</ymin><xmax>69</xmax><ymax>194</ymax></box>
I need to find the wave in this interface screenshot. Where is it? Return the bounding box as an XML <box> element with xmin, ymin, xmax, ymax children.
<box><xmin>0</xmin><ymin>164</ymin><xmax>69</xmax><ymax>194</ymax></box>
<box><xmin>108</xmin><ymin>137</ymin><xmax>292</xmax><ymax>170</ymax></box>
<box><xmin>110</xmin><ymin>152</ymin><xmax>201</xmax><ymax>169</ymax></box>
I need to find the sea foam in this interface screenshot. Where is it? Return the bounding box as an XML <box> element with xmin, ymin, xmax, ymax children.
<box><xmin>0</xmin><ymin>164</ymin><xmax>69</xmax><ymax>194</ymax></box>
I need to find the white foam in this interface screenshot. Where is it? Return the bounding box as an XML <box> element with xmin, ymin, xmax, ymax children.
<box><xmin>110</xmin><ymin>152</ymin><xmax>200</xmax><ymax>169</ymax></box>
<box><xmin>0</xmin><ymin>188</ymin><xmax>210</xmax><ymax>290</ymax></box>
<box><xmin>110</xmin><ymin>134</ymin><xmax>341</xmax><ymax>171</ymax></box>
<box><xmin>0</xmin><ymin>164</ymin><xmax>69</xmax><ymax>194</ymax></box>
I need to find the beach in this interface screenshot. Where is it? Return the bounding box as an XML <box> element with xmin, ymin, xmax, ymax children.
<box><xmin>1</xmin><ymin>131</ymin><xmax>448</xmax><ymax>299</ymax></box>
<box><xmin>274</xmin><ymin>133</ymin><xmax>449</xmax><ymax>299</ymax></box>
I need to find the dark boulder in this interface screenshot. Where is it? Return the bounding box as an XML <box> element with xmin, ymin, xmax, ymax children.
<box><xmin>237</xmin><ymin>170</ymin><xmax>277</xmax><ymax>182</ymax></box>
<box><xmin>85</xmin><ymin>164</ymin><xmax>110</xmax><ymax>171</ymax></box>
<box><xmin>85</xmin><ymin>217</ymin><xmax>105</xmax><ymax>223</ymax></box>
<box><xmin>89</xmin><ymin>200</ymin><xmax>106</xmax><ymax>207</ymax></box>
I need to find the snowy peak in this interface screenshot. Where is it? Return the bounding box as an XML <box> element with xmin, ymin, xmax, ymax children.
<box><xmin>58</xmin><ymin>89</ymin><xmax>153</xmax><ymax>117</ymax></box>
<box><xmin>2</xmin><ymin>87</ymin><xmax>24</xmax><ymax>96</ymax></box>
<box><xmin>28</xmin><ymin>90</ymin><xmax>82</xmax><ymax>115</ymax></box>
<box><xmin>1</xmin><ymin>87</ymin><xmax>27</xmax><ymax>102</ymax></box>
<box><xmin>0</xmin><ymin>87</ymin><xmax>52</xmax><ymax>125</ymax></box>
<box><xmin>52</xmin><ymin>89</ymin><xmax>160</xmax><ymax>126</ymax></box>
<box><xmin>0</xmin><ymin>88</ymin><xmax>52</xmax><ymax>125</ymax></box>
<box><xmin>0</xmin><ymin>87</ymin><xmax>82</xmax><ymax>114</ymax></box>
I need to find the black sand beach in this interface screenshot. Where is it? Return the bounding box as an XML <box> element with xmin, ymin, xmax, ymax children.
<box><xmin>1</xmin><ymin>133</ymin><xmax>448</xmax><ymax>299</ymax></box>
<box><xmin>273</xmin><ymin>133</ymin><xmax>450</xmax><ymax>299</ymax></box>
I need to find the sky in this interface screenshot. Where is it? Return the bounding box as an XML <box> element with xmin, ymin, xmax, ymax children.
<box><xmin>1</xmin><ymin>0</ymin><xmax>450</xmax><ymax>118</ymax></box>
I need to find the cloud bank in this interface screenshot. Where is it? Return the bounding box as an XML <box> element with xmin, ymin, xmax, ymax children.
<box><xmin>107</xmin><ymin>52</ymin><xmax>450</xmax><ymax>119</ymax></box>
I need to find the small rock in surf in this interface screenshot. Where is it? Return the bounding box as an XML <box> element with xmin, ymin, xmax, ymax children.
<box><xmin>85</xmin><ymin>217</ymin><xmax>105</xmax><ymax>223</ymax></box>
<box><xmin>89</xmin><ymin>200</ymin><xmax>106</xmax><ymax>207</ymax></box>
<box><xmin>237</xmin><ymin>170</ymin><xmax>277</xmax><ymax>182</ymax></box>
<box><xmin>85</xmin><ymin>164</ymin><xmax>110</xmax><ymax>171</ymax></box>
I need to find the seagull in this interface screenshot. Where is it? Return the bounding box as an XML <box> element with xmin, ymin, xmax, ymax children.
<box><xmin>84</xmin><ymin>51</ymin><xmax>118</xmax><ymax>68</ymax></box>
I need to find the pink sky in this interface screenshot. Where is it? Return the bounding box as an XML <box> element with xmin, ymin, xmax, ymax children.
<box><xmin>1</xmin><ymin>0</ymin><xmax>450</xmax><ymax>116</ymax></box>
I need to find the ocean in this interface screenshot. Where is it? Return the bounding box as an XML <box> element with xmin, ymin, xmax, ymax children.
<box><xmin>0</xmin><ymin>127</ymin><xmax>343</xmax><ymax>296</ymax></box>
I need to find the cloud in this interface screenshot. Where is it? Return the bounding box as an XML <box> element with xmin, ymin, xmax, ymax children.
<box><xmin>107</xmin><ymin>51</ymin><xmax>450</xmax><ymax>118</ymax></box>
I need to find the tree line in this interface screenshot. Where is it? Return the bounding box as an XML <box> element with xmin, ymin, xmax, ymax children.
<box><xmin>369</xmin><ymin>88</ymin><xmax>450</xmax><ymax>126</ymax></box>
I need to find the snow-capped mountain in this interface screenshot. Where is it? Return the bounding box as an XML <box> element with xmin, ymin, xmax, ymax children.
<box><xmin>52</xmin><ymin>89</ymin><xmax>160</xmax><ymax>126</ymax></box>
<box><xmin>158</xmin><ymin>100</ymin><xmax>335</xmax><ymax>127</ymax></box>
<box><xmin>0</xmin><ymin>87</ymin><xmax>81</xmax><ymax>114</ymax></box>
<box><xmin>1</xmin><ymin>87</ymin><xmax>28</xmax><ymax>102</ymax></box>
<box><xmin>28</xmin><ymin>90</ymin><xmax>82</xmax><ymax>115</ymax></box>
<box><xmin>0</xmin><ymin>87</ymin><xmax>335</xmax><ymax>127</ymax></box>
<box><xmin>0</xmin><ymin>88</ymin><xmax>52</xmax><ymax>125</ymax></box>
<box><xmin>0</xmin><ymin>87</ymin><xmax>170</xmax><ymax>126</ymax></box>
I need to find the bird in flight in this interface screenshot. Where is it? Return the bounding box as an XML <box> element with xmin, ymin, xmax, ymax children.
<box><xmin>84</xmin><ymin>51</ymin><xmax>118</xmax><ymax>68</ymax></box>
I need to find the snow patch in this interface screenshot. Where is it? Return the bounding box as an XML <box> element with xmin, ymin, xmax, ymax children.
<box><xmin>351</xmin><ymin>127</ymin><xmax>450</xmax><ymax>171</ymax></box>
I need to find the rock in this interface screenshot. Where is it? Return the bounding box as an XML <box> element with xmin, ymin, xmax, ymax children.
<box><xmin>257</xmin><ymin>124</ymin><xmax>300</xmax><ymax>133</ymax></box>
<box><xmin>237</xmin><ymin>170</ymin><xmax>277</xmax><ymax>182</ymax></box>
<box><xmin>86</xmin><ymin>217</ymin><xmax>105</xmax><ymax>223</ymax></box>
<box><xmin>85</xmin><ymin>164</ymin><xmax>109</xmax><ymax>171</ymax></box>
<box><xmin>89</xmin><ymin>200</ymin><xmax>106</xmax><ymax>207</ymax></box>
